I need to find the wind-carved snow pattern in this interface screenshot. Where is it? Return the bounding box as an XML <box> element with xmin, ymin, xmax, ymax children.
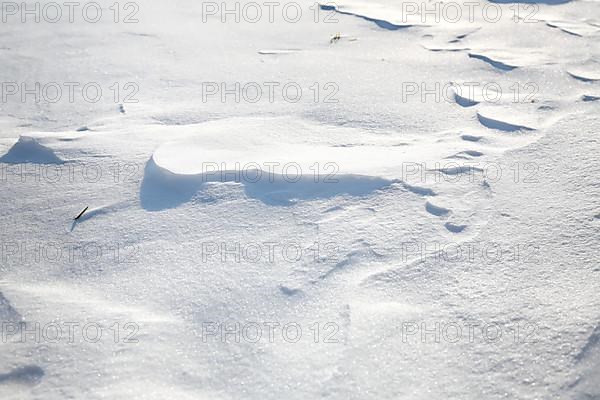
<box><xmin>1</xmin><ymin>0</ymin><xmax>599</xmax><ymax>398</ymax></box>
<box><xmin>138</xmin><ymin>113</ymin><xmax>542</xmax><ymax>244</ymax></box>
<box><xmin>318</xmin><ymin>3</ymin><xmax>421</xmax><ymax>30</ymax></box>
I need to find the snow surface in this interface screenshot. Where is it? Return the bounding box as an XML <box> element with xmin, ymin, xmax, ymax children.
<box><xmin>0</xmin><ymin>0</ymin><xmax>599</xmax><ymax>399</ymax></box>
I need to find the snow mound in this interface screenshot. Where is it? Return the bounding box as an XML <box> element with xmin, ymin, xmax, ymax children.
<box><xmin>140</xmin><ymin>117</ymin><xmax>437</xmax><ymax>209</ymax></box>
<box><xmin>141</xmin><ymin>156</ymin><xmax>394</xmax><ymax>209</ymax></box>
<box><xmin>140</xmin><ymin>116</ymin><xmax>523</xmax><ymax>212</ymax></box>
<box><xmin>0</xmin><ymin>136</ymin><xmax>63</xmax><ymax>164</ymax></box>
<box><xmin>0</xmin><ymin>292</ymin><xmax>21</xmax><ymax>323</ymax></box>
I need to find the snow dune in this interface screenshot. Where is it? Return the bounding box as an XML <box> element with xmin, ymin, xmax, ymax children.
<box><xmin>140</xmin><ymin>117</ymin><xmax>479</xmax><ymax>209</ymax></box>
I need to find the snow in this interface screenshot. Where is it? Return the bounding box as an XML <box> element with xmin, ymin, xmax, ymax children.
<box><xmin>0</xmin><ymin>137</ymin><xmax>64</xmax><ymax>164</ymax></box>
<box><xmin>0</xmin><ymin>0</ymin><xmax>599</xmax><ymax>399</ymax></box>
